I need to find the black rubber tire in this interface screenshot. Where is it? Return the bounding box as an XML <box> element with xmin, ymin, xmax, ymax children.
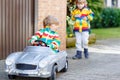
<box><xmin>8</xmin><ymin>75</ymin><xmax>16</xmax><ymax>79</ymax></box>
<box><xmin>61</xmin><ymin>60</ymin><xmax>68</xmax><ymax>72</ymax></box>
<box><xmin>47</xmin><ymin>65</ymin><xmax>57</xmax><ymax>80</ymax></box>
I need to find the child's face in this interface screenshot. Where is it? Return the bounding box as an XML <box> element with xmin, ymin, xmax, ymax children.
<box><xmin>77</xmin><ymin>2</ymin><xmax>85</xmax><ymax>9</ymax></box>
<box><xmin>51</xmin><ymin>24</ymin><xmax>59</xmax><ymax>31</ymax></box>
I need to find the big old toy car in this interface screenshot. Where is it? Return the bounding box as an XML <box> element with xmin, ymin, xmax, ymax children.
<box><xmin>5</xmin><ymin>41</ymin><xmax>68</xmax><ymax>80</ymax></box>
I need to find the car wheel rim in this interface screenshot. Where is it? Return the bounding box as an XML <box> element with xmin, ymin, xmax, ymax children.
<box><xmin>53</xmin><ymin>66</ymin><xmax>56</xmax><ymax>80</ymax></box>
<box><xmin>65</xmin><ymin>62</ymin><xmax>68</xmax><ymax>69</ymax></box>
<box><xmin>54</xmin><ymin>70</ymin><xmax>56</xmax><ymax>79</ymax></box>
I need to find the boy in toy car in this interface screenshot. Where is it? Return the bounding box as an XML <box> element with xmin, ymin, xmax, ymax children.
<box><xmin>28</xmin><ymin>15</ymin><xmax>61</xmax><ymax>53</ymax></box>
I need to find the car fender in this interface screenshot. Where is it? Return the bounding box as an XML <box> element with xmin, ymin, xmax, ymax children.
<box><xmin>6</xmin><ymin>52</ymin><xmax>23</xmax><ymax>62</ymax></box>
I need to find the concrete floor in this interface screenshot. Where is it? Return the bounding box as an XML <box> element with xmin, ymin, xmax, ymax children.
<box><xmin>1</xmin><ymin>38</ymin><xmax>120</xmax><ymax>80</ymax></box>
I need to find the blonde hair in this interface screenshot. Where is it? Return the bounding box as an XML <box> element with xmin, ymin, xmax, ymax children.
<box><xmin>43</xmin><ymin>15</ymin><xmax>59</xmax><ymax>26</ymax></box>
<box><xmin>76</xmin><ymin>0</ymin><xmax>87</xmax><ymax>5</ymax></box>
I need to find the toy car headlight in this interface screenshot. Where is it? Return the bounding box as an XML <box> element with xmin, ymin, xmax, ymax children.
<box><xmin>38</xmin><ymin>60</ymin><xmax>49</xmax><ymax>68</ymax></box>
<box><xmin>5</xmin><ymin>59</ymin><xmax>14</xmax><ymax>66</ymax></box>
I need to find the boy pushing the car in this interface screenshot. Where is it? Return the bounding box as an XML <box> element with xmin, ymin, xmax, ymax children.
<box><xmin>28</xmin><ymin>15</ymin><xmax>61</xmax><ymax>53</ymax></box>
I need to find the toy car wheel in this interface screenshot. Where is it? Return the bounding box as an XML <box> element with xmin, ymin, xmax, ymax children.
<box><xmin>47</xmin><ymin>65</ymin><xmax>57</xmax><ymax>80</ymax></box>
<box><xmin>61</xmin><ymin>60</ymin><xmax>68</xmax><ymax>72</ymax></box>
<box><xmin>8</xmin><ymin>75</ymin><xmax>16</xmax><ymax>79</ymax></box>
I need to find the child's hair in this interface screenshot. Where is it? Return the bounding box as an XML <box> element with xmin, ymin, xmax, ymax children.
<box><xmin>76</xmin><ymin>0</ymin><xmax>87</xmax><ymax>5</ymax></box>
<box><xmin>43</xmin><ymin>15</ymin><xmax>59</xmax><ymax>26</ymax></box>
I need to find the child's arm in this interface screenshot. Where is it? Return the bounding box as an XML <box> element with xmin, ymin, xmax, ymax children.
<box><xmin>48</xmin><ymin>33</ymin><xmax>61</xmax><ymax>49</ymax></box>
<box><xmin>71</xmin><ymin>10</ymin><xmax>76</xmax><ymax>21</ymax></box>
<box><xmin>87</xmin><ymin>9</ymin><xmax>94</xmax><ymax>21</ymax></box>
<box><xmin>28</xmin><ymin>29</ymin><xmax>43</xmax><ymax>44</ymax></box>
<box><xmin>71</xmin><ymin>9</ymin><xmax>82</xmax><ymax>20</ymax></box>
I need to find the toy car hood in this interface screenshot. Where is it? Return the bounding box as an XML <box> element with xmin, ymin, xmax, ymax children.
<box><xmin>16</xmin><ymin>46</ymin><xmax>54</xmax><ymax>64</ymax></box>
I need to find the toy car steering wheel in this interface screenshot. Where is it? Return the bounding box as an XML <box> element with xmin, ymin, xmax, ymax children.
<box><xmin>33</xmin><ymin>40</ymin><xmax>48</xmax><ymax>47</ymax></box>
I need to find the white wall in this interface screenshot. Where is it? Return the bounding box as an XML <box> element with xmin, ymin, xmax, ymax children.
<box><xmin>118</xmin><ymin>0</ymin><xmax>120</xmax><ymax>8</ymax></box>
<box><xmin>106</xmin><ymin>0</ymin><xmax>120</xmax><ymax>8</ymax></box>
<box><xmin>106</xmin><ymin>0</ymin><xmax>112</xmax><ymax>7</ymax></box>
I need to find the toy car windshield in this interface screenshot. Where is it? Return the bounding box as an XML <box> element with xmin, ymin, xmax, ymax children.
<box><xmin>23</xmin><ymin>46</ymin><xmax>52</xmax><ymax>53</ymax></box>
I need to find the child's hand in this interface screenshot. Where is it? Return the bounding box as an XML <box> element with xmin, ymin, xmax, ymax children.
<box><xmin>75</xmin><ymin>14</ymin><xmax>80</xmax><ymax>17</ymax></box>
<box><xmin>83</xmin><ymin>17</ymin><xmax>88</xmax><ymax>20</ymax></box>
<box><xmin>32</xmin><ymin>42</ymin><xmax>39</xmax><ymax>45</ymax></box>
<box><xmin>54</xmin><ymin>45</ymin><xmax>58</xmax><ymax>49</ymax></box>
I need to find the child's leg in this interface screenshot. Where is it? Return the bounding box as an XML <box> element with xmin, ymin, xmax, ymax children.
<box><xmin>72</xmin><ymin>32</ymin><xmax>82</xmax><ymax>59</ymax></box>
<box><xmin>76</xmin><ymin>32</ymin><xmax>82</xmax><ymax>51</ymax></box>
<box><xmin>82</xmin><ymin>31</ymin><xmax>89</xmax><ymax>58</ymax></box>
